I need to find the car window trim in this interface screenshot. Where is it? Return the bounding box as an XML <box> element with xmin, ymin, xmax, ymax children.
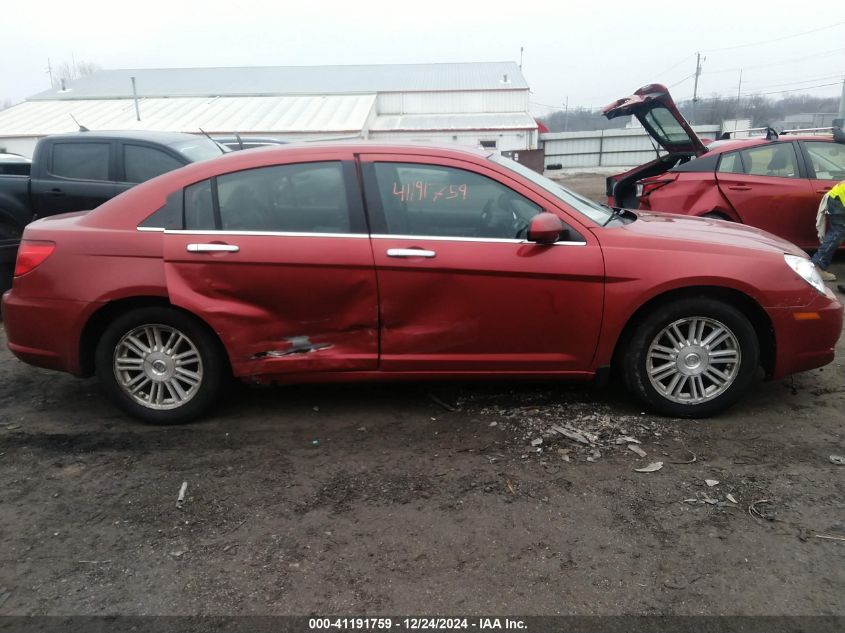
<box><xmin>178</xmin><ymin>160</ymin><xmax>363</xmax><ymax>234</ymax></box>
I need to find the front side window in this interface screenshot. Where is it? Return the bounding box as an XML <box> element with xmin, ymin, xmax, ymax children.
<box><xmin>184</xmin><ymin>162</ymin><xmax>351</xmax><ymax>233</ymax></box>
<box><xmin>371</xmin><ymin>162</ymin><xmax>542</xmax><ymax>239</ymax></box>
<box><xmin>51</xmin><ymin>143</ymin><xmax>110</xmax><ymax>181</ymax></box>
<box><xmin>124</xmin><ymin>145</ymin><xmax>184</xmax><ymax>183</ymax></box>
<box><xmin>739</xmin><ymin>143</ymin><xmax>799</xmax><ymax>178</ymax></box>
<box><xmin>804</xmin><ymin>141</ymin><xmax>845</xmax><ymax>180</ymax></box>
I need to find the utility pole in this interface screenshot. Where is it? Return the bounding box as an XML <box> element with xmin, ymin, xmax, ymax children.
<box><xmin>692</xmin><ymin>52</ymin><xmax>703</xmax><ymax>125</ymax></box>
<box><xmin>563</xmin><ymin>96</ymin><xmax>569</xmax><ymax>132</ymax></box>
<box><xmin>519</xmin><ymin>46</ymin><xmax>524</xmax><ymax>71</ymax></box>
<box><xmin>839</xmin><ymin>74</ymin><xmax>845</xmax><ymax>119</ymax></box>
<box><xmin>45</xmin><ymin>58</ymin><xmax>54</xmax><ymax>88</ymax></box>
<box><xmin>735</xmin><ymin>69</ymin><xmax>743</xmax><ymax>132</ymax></box>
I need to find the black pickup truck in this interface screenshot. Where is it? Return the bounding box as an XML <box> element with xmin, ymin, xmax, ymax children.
<box><xmin>0</xmin><ymin>131</ymin><xmax>226</xmax><ymax>291</ymax></box>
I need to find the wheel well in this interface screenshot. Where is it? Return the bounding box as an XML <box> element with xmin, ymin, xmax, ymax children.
<box><xmin>78</xmin><ymin>297</ymin><xmax>231</xmax><ymax>377</ymax></box>
<box><xmin>611</xmin><ymin>286</ymin><xmax>775</xmax><ymax>377</ymax></box>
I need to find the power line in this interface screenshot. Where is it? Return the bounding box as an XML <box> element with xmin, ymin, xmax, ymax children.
<box><xmin>743</xmin><ymin>73</ymin><xmax>845</xmax><ymax>90</ymax></box>
<box><xmin>704</xmin><ymin>47</ymin><xmax>845</xmax><ymax>74</ymax></box>
<box><xmin>702</xmin><ymin>20</ymin><xmax>845</xmax><ymax>53</ymax></box>
<box><xmin>740</xmin><ymin>81</ymin><xmax>841</xmax><ymax>97</ymax></box>
<box><xmin>648</xmin><ymin>53</ymin><xmax>697</xmax><ymax>81</ymax></box>
<box><xmin>668</xmin><ymin>73</ymin><xmax>696</xmax><ymax>88</ymax></box>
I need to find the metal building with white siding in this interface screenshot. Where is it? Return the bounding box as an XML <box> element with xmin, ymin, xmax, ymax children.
<box><xmin>0</xmin><ymin>62</ymin><xmax>538</xmax><ymax>157</ymax></box>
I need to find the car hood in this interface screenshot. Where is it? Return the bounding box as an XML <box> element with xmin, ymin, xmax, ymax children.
<box><xmin>607</xmin><ymin>210</ymin><xmax>806</xmax><ymax>256</ymax></box>
<box><xmin>603</xmin><ymin>84</ymin><xmax>707</xmax><ymax>156</ymax></box>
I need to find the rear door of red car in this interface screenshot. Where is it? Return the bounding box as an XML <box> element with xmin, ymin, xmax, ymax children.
<box><xmin>714</xmin><ymin>141</ymin><xmax>816</xmax><ymax>246</ymax></box>
<box><xmin>800</xmin><ymin>138</ymin><xmax>845</xmax><ymax>213</ymax></box>
<box><xmin>162</xmin><ymin>152</ymin><xmax>379</xmax><ymax>377</ymax></box>
<box><xmin>358</xmin><ymin>152</ymin><xmax>605</xmax><ymax>373</ymax></box>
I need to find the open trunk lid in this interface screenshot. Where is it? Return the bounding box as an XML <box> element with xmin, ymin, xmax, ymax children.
<box><xmin>603</xmin><ymin>83</ymin><xmax>707</xmax><ymax>156</ymax></box>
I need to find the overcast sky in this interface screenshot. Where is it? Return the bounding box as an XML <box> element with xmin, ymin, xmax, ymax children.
<box><xmin>2</xmin><ymin>0</ymin><xmax>843</xmax><ymax>114</ymax></box>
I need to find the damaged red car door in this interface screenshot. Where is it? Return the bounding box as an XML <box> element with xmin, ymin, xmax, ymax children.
<box><xmin>359</xmin><ymin>153</ymin><xmax>605</xmax><ymax>373</ymax></box>
<box><xmin>162</xmin><ymin>156</ymin><xmax>378</xmax><ymax>377</ymax></box>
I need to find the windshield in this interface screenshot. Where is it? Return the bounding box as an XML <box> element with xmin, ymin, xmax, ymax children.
<box><xmin>170</xmin><ymin>138</ymin><xmax>225</xmax><ymax>163</ymax></box>
<box><xmin>489</xmin><ymin>154</ymin><xmax>612</xmax><ymax>225</ymax></box>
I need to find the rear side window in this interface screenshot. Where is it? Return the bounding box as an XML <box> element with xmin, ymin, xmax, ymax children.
<box><xmin>804</xmin><ymin>141</ymin><xmax>845</xmax><ymax>180</ymax></box>
<box><xmin>51</xmin><ymin>143</ymin><xmax>110</xmax><ymax>181</ymax></box>
<box><xmin>184</xmin><ymin>162</ymin><xmax>354</xmax><ymax>233</ymax></box>
<box><xmin>124</xmin><ymin>145</ymin><xmax>184</xmax><ymax>183</ymax></box>
<box><xmin>717</xmin><ymin>151</ymin><xmax>743</xmax><ymax>174</ymax></box>
<box><xmin>740</xmin><ymin>143</ymin><xmax>799</xmax><ymax>178</ymax></box>
<box><xmin>370</xmin><ymin>162</ymin><xmax>542</xmax><ymax>239</ymax></box>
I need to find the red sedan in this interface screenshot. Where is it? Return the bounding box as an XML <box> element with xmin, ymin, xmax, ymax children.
<box><xmin>2</xmin><ymin>143</ymin><xmax>842</xmax><ymax>423</ymax></box>
<box><xmin>604</xmin><ymin>84</ymin><xmax>845</xmax><ymax>250</ymax></box>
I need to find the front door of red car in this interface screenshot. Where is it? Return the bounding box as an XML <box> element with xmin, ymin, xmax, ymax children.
<box><xmin>715</xmin><ymin>142</ymin><xmax>816</xmax><ymax>246</ymax></box>
<box><xmin>162</xmin><ymin>157</ymin><xmax>379</xmax><ymax>377</ymax></box>
<box><xmin>359</xmin><ymin>154</ymin><xmax>605</xmax><ymax>373</ymax></box>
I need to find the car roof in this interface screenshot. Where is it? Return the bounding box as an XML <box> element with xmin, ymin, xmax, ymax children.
<box><xmin>0</xmin><ymin>153</ymin><xmax>31</xmax><ymax>163</ymax></box>
<box><xmin>704</xmin><ymin>134</ymin><xmax>837</xmax><ymax>154</ymax></box>
<box><xmin>43</xmin><ymin>130</ymin><xmax>212</xmax><ymax>147</ymax></box>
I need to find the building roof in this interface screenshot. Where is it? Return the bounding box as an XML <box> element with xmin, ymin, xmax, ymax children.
<box><xmin>0</xmin><ymin>95</ymin><xmax>377</xmax><ymax>137</ymax></box>
<box><xmin>29</xmin><ymin>62</ymin><xmax>528</xmax><ymax>101</ymax></box>
<box><xmin>369</xmin><ymin>112</ymin><xmax>537</xmax><ymax>132</ymax></box>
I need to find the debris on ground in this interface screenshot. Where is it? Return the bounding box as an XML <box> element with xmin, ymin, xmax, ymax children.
<box><xmin>176</xmin><ymin>481</ymin><xmax>188</xmax><ymax>509</ymax></box>
<box><xmin>634</xmin><ymin>462</ymin><xmax>663</xmax><ymax>473</ymax></box>
<box><xmin>815</xmin><ymin>534</ymin><xmax>845</xmax><ymax>542</ymax></box>
<box><xmin>830</xmin><ymin>455</ymin><xmax>845</xmax><ymax>466</ymax></box>
<box><xmin>428</xmin><ymin>392</ymin><xmax>458</xmax><ymax>412</ymax></box>
<box><xmin>749</xmin><ymin>499</ymin><xmax>777</xmax><ymax>521</ymax></box>
<box><xmin>726</xmin><ymin>493</ymin><xmax>738</xmax><ymax>504</ymax></box>
<box><xmin>705</xmin><ymin>479</ymin><xmax>720</xmax><ymax>487</ymax></box>
<box><xmin>461</xmin><ymin>392</ymin><xmax>674</xmax><ymax>462</ymax></box>
<box><xmin>628</xmin><ymin>444</ymin><xmax>647</xmax><ymax>458</ymax></box>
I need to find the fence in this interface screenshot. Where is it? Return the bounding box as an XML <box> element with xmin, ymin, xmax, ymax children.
<box><xmin>540</xmin><ymin>125</ymin><xmax>721</xmax><ymax>170</ymax></box>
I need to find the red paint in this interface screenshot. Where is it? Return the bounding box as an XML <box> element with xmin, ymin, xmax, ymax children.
<box><xmin>1</xmin><ymin>143</ymin><xmax>841</xmax><ymax>393</ymax></box>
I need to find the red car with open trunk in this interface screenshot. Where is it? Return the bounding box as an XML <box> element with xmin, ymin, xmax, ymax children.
<box><xmin>604</xmin><ymin>84</ymin><xmax>845</xmax><ymax>250</ymax></box>
<box><xmin>2</xmin><ymin>143</ymin><xmax>842</xmax><ymax>423</ymax></box>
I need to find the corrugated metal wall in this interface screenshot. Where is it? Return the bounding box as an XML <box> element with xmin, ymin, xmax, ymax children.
<box><xmin>541</xmin><ymin>125</ymin><xmax>721</xmax><ymax>168</ymax></box>
<box><xmin>368</xmin><ymin>129</ymin><xmax>531</xmax><ymax>152</ymax></box>
<box><xmin>377</xmin><ymin>90</ymin><xmax>528</xmax><ymax>114</ymax></box>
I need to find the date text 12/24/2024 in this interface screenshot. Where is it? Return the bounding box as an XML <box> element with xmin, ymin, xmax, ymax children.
<box><xmin>309</xmin><ymin>618</ymin><xmax>527</xmax><ymax>630</ymax></box>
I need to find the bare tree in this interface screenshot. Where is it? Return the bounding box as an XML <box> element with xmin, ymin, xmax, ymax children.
<box><xmin>54</xmin><ymin>59</ymin><xmax>101</xmax><ymax>88</ymax></box>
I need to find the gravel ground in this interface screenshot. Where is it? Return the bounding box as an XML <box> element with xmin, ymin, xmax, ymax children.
<box><xmin>0</xmin><ymin>175</ymin><xmax>842</xmax><ymax>616</ymax></box>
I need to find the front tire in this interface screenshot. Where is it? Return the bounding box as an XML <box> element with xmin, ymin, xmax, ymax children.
<box><xmin>95</xmin><ymin>307</ymin><xmax>226</xmax><ymax>424</ymax></box>
<box><xmin>622</xmin><ymin>298</ymin><xmax>759</xmax><ymax>418</ymax></box>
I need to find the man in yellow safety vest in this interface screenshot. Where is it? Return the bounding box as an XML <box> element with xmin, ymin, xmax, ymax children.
<box><xmin>812</xmin><ymin>180</ymin><xmax>845</xmax><ymax>282</ymax></box>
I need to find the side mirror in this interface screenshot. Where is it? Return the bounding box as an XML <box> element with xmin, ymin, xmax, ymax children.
<box><xmin>527</xmin><ymin>213</ymin><xmax>565</xmax><ymax>244</ymax></box>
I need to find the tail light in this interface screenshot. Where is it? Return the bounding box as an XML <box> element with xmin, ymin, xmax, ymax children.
<box><xmin>638</xmin><ymin>175</ymin><xmax>677</xmax><ymax>198</ymax></box>
<box><xmin>14</xmin><ymin>240</ymin><xmax>55</xmax><ymax>277</ymax></box>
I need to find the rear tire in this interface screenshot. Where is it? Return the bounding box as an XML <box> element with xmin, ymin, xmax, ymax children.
<box><xmin>622</xmin><ymin>298</ymin><xmax>759</xmax><ymax>418</ymax></box>
<box><xmin>95</xmin><ymin>307</ymin><xmax>226</xmax><ymax>424</ymax></box>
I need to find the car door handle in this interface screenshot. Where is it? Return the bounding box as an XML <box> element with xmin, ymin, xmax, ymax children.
<box><xmin>49</xmin><ymin>188</ymin><xmax>65</xmax><ymax>197</ymax></box>
<box><xmin>817</xmin><ymin>187</ymin><xmax>832</xmax><ymax>193</ymax></box>
<box><xmin>727</xmin><ymin>185</ymin><xmax>752</xmax><ymax>191</ymax></box>
<box><xmin>186</xmin><ymin>243</ymin><xmax>240</xmax><ymax>253</ymax></box>
<box><xmin>386</xmin><ymin>248</ymin><xmax>436</xmax><ymax>258</ymax></box>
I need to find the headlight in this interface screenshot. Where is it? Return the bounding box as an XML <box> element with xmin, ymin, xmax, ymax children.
<box><xmin>784</xmin><ymin>254</ymin><xmax>826</xmax><ymax>294</ymax></box>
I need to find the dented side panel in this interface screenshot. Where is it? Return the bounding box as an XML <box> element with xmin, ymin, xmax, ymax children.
<box><xmin>163</xmin><ymin>233</ymin><xmax>378</xmax><ymax>377</ymax></box>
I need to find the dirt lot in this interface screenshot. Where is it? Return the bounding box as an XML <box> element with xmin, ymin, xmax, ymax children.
<box><xmin>0</xmin><ymin>175</ymin><xmax>843</xmax><ymax>616</ymax></box>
